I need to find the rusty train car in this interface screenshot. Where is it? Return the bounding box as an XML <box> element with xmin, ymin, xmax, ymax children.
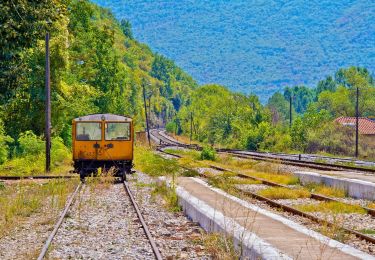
<box><xmin>72</xmin><ymin>114</ymin><xmax>134</xmax><ymax>180</ymax></box>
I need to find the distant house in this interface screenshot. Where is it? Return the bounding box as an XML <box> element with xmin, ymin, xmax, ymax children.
<box><xmin>335</xmin><ymin>117</ymin><xmax>375</xmax><ymax>145</ymax></box>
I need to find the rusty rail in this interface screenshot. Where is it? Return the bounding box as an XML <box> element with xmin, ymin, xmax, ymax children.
<box><xmin>37</xmin><ymin>182</ymin><xmax>82</xmax><ymax>260</ymax></box>
<box><xmin>123</xmin><ymin>181</ymin><xmax>163</xmax><ymax>260</ymax></box>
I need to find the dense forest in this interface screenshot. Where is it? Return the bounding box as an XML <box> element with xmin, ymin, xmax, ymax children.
<box><xmin>93</xmin><ymin>0</ymin><xmax>375</xmax><ymax>102</ymax></box>
<box><xmin>0</xmin><ymin>0</ymin><xmax>374</xmax><ymax>175</ymax></box>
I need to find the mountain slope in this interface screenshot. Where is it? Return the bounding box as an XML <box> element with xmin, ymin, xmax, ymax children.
<box><xmin>92</xmin><ymin>0</ymin><xmax>375</xmax><ymax>101</ymax></box>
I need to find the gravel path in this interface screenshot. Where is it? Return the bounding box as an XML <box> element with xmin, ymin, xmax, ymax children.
<box><xmin>128</xmin><ymin>172</ymin><xmax>212</xmax><ymax>259</ymax></box>
<box><xmin>48</xmin><ymin>183</ymin><xmax>154</xmax><ymax>259</ymax></box>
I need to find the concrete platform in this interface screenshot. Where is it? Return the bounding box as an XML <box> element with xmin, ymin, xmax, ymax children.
<box><xmin>294</xmin><ymin>171</ymin><xmax>375</xmax><ymax>200</ymax></box>
<box><xmin>175</xmin><ymin>177</ymin><xmax>374</xmax><ymax>259</ymax></box>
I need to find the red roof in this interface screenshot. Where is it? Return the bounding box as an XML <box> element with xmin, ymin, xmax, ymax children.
<box><xmin>335</xmin><ymin>117</ymin><xmax>375</xmax><ymax>135</ymax></box>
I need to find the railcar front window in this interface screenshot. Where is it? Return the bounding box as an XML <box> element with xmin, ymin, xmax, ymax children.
<box><xmin>76</xmin><ymin>122</ymin><xmax>102</xmax><ymax>141</ymax></box>
<box><xmin>105</xmin><ymin>122</ymin><xmax>130</xmax><ymax>140</ymax></box>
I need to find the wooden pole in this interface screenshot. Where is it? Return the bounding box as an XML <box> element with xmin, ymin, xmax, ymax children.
<box><xmin>45</xmin><ymin>32</ymin><xmax>51</xmax><ymax>172</ymax></box>
<box><xmin>355</xmin><ymin>87</ymin><xmax>359</xmax><ymax>158</ymax></box>
<box><xmin>142</xmin><ymin>82</ymin><xmax>151</xmax><ymax>147</ymax></box>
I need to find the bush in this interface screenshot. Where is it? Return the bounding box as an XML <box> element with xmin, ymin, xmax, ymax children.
<box><xmin>200</xmin><ymin>146</ymin><xmax>216</xmax><ymax>161</ymax></box>
<box><xmin>17</xmin><ymin>131</ymin><xmax>44</xmax><ymax>156</ymax></box>
<box><xmin>165</xmin><ymin>121</ymin><xmax>177</xmax><ymax>133</ymax></box>
<box><xmin>0</xmin><ymin>121</ymin><xmax>13</xmax><ymax>164</ymax></box>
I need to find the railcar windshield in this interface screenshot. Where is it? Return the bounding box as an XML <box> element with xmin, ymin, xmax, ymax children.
<box><xmin>76</xmin><ymin>122</ymin><xmax>102</xmax><ymax>141</ymax></box>
<box><xmin>105</xmin><ymin>122</ymin><xmax>130</xmax><ymax>140</ymax></box>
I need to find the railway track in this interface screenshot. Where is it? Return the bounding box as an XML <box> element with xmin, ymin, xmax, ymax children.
<box><xmin>37</xmin><ymin>180</ymin><xmax>162</xmax><ymax>260</ymax></box>
<box><xmin>156</xmin><ymin>142</ymin><xmax>375</xmax><ymax>246</ymax></box>
<box><xmin>151</xmin><ymin>129</ymin><xmax>375</xmax><ymax>174</ymax></box>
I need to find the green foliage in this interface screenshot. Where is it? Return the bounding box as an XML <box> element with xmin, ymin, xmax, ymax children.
<box><xmin>0</xmin><ymin>130</ymin><xmax>71</xmax><ymax>176</ymax></box>
<box><xmin>134</xmin><ymin>146</ymin><xmax>180</xmax><ymax>176</ymax></box>
<box><xmin>120</xmin><ymin>19</ymin><xmax>133</xmax><ymax>39</ymax></box>
<box><xmin>17</xmin><ymin>131</ymin><xmax>44</xmax><ymax>156</ymax></box>
<box><xmin>0</xmin><ymin>121</ymin><xmax>13</xmax><ymax>164</ymax></box>
<box><xmin>92</xmin><ymin>0</ymin><xmax>374</xmax><ymax>102</ymax></box>
<box><xmin>151</xmin><ymin>181</ymin><xmax>181</xmax><ymax>212</ymax></box>
<box><xmin>165</xmin><ymin>121</ymin><xmax>177</xmax><ymax>133</ymax></box>
<box><xmin>200</xmin><ymin>146</ymin><xmax>216</xmax><ymax>161</ymax></box>
<box><xmin>290</xmin><ymin>117</ymin><xmax>307</xmax><ymax>151</ymax></box>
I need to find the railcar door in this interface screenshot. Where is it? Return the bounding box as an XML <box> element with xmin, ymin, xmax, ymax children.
<box><xmin>103</xmin><ymin>121</ymin><xmax>133</xmax><ymax>161</ymax></box>
<box><xmin>74</xmin><ymin>121</ymin><xmax>103</xmax><ymax>160</ymax></box>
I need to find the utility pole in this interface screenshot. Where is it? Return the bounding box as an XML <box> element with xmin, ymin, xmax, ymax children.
<box><xmin>289</xmin><ymin>95</ymin><xmax>293</xmax><ymax>128</ymax></box>
<box><xmin>355</xmin><ymin>87</ymin><xmax>359</xmax><ymax>158</ymax></box>
<box><xmin>142</xmin><ymin>81</ymin><xmax>151</xmax><ymax>147</ymax></box>
<box><xmin>45</xmin><ymin>32</ymin><xmax>51</xmax><ymax>173</ymax></box>
<box><xmin>190</xmin><ymin>112</ymin><xmax>193</xmax><ymax>145</ymax></box>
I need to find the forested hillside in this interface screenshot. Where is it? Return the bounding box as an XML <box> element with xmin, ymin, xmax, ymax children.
<box><xmin>93</xmin><ymin>0</ymin><xmax>375</xmax><ymax>102</ymax></box>
<box><xmin>0</xmin><ymin>0</ymin><xmax>196</xmax><ymax>171</ymax></box>
<box><xmin>171</xmin><ymin>67</ymin><xmax>375</xmax><ymax>159</ymax></box>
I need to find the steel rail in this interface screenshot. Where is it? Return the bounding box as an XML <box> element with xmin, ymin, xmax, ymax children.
<box><xmin>123</xmin><ymin>181</ymin><xmax>163</xmax><ymax>260</ymax></box>
<box><xmin>0</xmin><ymin>175</ymin><xmax>77</xmax><ymax>180</ymax></box>
<box><xmin>37</xmin><ymin>182</ymin><xmax>82</xmax><ymax>260</ymax></box>
<box><xmin>155</xmin><ymin>147</ymin><xmax>375</xmax><ymax>244</ymax></box>
<box><xmin>205</xmin><ymin>165</ymin><xmax>375</xmax><ymax>244</ymax></box>
<box><xmin>151</xmin><ymin>129</ymin><xmax>375</xmax><ymax>174</ymax></box>
<box><xmin>209</xmin><ymin>164</ymin><xmax>375</xmax><ymax>217</ymax></box>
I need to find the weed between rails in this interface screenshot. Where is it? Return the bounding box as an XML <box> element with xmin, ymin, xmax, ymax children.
<box><xmin>305</xmin><ymin>183</ymin><xmax>346</xmax><ymax>198</ymax></box>
<box><xmin>151</xmin><ymin>181</ymin><xmax>181</xmax><ymax>212</ymax></box>
<box><xmin>296</xmin><ymin>201</ymin><xmax>366</xmax><ymax>214</ymax></box>
<box><xmin>85</xmin><ymin>167</ymin><xmax>116</xmax><ymax>190</ymax></box>
<box><xmin>135</xmin><ymin>146</ymin><xmax>180</xmax><ymax>177</ymax></box>
<box><xmin>257</xmin><ymin>187</ymin><xmax>311</xmax><ymax>199</ymax></box>
<box><xmin>0</xmin><ymin>178</ymin><xmax>78</xmax><ymax>236</ymax></box>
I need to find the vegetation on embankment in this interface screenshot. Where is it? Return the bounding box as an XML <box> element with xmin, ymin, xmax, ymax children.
<box><xmin>0</xmin><ymin>178</ymin><xmax>79</xmax><ymax>236</ymax></box>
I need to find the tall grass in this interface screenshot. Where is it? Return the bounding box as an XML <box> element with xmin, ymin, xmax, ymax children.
<box><xmin>151</xmin><ymin>181</ymin><xmax>181</xmax><ymax>212</ymax></box>
<box><xmin>0</xmin><ymin>132</ymin><xmax>71</xmax><ymax>176</ymax></box>
<box><xmin>257</xmin><ymin>187</ymin><xmax>311</xmax><ymax>199</ymax></box>
<box><xmin>0</xmin><ymin>179</ymin><xmax>78</xmax><ymax>236</ymax></box>
<box><xmin>134</xmin><ymin>146</ymin><xmax>180</xmax><ymax>176</ymax></box>
<box><xmin>296</xmin><ymin>201</ymin><xmax>366</xmax><ymax>214</ymax></box>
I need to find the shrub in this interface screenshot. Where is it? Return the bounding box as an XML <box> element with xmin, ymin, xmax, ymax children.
<box><xmin>200</xmin><ymin>146</ymin><xmax>216</xmax><ymax>161</ymax></box>
<box><xmin>0</xmin><ymin>121</ymin><xmax>13</xmax><ymax>164</ymax></box>
<box><xmin>17</xmin><ymin>131</ymin><xmax>44</xmax><ymax>156</ymax></box>
<box><xmin>165</xmin><ymin>121</ymin><xmax>177</xmax><ymax>133</ymax></box>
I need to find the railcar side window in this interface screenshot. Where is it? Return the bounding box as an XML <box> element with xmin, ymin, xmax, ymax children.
<box><xmin>76</xmin><ymin>122</ymin><xmax>102</xmax><ymax>141</ymax></box>
<box><xmin>105</xmin><ymin>122</ymin><xmax>130</xmax><ymax>140</ymax></box>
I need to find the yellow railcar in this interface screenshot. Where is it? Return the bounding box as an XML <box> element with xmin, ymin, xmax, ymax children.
<box><xmin>72</xmin><ymin>114</ymin><xmax>134</xmax><ymax>180</ymax></box>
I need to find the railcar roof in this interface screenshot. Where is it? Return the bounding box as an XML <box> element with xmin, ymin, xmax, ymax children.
<box><xmin>73</xmin><ymin>114</ymin><xmax>132</xmax><ymax>122</ymax></box>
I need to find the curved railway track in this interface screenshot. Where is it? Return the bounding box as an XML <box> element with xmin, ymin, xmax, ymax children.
<box><xmin>156</xmin><ymin>147</ymin><xmax>375</xmax><ymax>246</ymax></box>
<box><xmin>151</xmin><ymin>129</ymin><xmax>375</xmax><ymax>174</ymax></box>
<box><xmin>37</xmin><ymin>180</ymin><xmax>162</xmax><ymax>260</ymax></box>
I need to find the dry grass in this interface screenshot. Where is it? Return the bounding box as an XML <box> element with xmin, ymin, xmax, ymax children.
<box><xmin>194</xmin><ymin>232</ymin><xmax>239</xmax><ymax>259</ymax></box>
<box><xmin>296</xmin><ymin>201</ymin><xmax>366</xmax><ymax>214</ymax></box>
<box><xmin>151</xmin><ymin>181</ymin><xmax>181</xmax><ymax>212</ymax></box>
<box><xmin>367</xmin><ymin>203</ymin><xmax>375</xmax><ymax>209</ymax></box>
<box><xmin>86</xmin><ymin>167</ymin><xmax>116</xmax><ymax>190</ymax></box>
<box><xmin>305</xmin><ymin>183</ymin><xmax>346</xmax><ymax>198</ymax></box>
<box><xmin>243</xmin><ymin>171</ymin><xmax>299</xmax><ymax>185</ymax></box>
<box><xmin>257</xmin><ymin>187</ymin><xmax>310</xmax><ymax>199</ymax></box>
<box><xmin>0</xmin><ymin>178</ymin><xmax>79</xmax><ymax>236</ymax></box>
